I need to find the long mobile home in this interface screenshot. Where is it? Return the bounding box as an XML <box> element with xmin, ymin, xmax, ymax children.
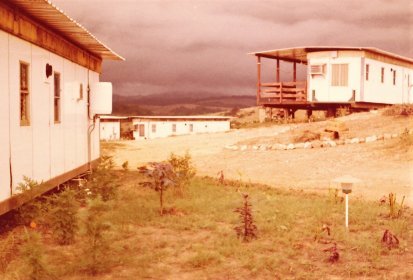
<box><xmin>0</xmin><ymin>0</ymin><xmax>123</xmax><ymax>215</ymax></box>
<box><xmin>251</xmin><ymin>47</ymin><xmax>413</xmax><ymax>116</ymax></box>
<box><xmin>132</xmin><ymin>116</ymin><xmax>231</xmax><ymax>139</ymax></box>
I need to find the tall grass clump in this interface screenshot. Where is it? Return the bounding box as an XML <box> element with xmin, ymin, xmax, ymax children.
<box><xmin>81</xmin><ymin>198</ymin><xmax>112</xmax><ymax>275</ymax></box>
<box><xmin>168</xmin><ymin>152</ymin><xmax>196</xmax><ymax>196</ymax></box>
<box><xmin>46</xmin><ymin>188</ymin><xmax>79</xmax><ymax>245</ymax></box>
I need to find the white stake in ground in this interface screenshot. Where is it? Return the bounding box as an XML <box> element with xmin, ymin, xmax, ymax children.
<box><xmin>342</xmin><ymin>183</ymin><xmax>352</xmax><ymax>229</ymax></box>
<box><xmin>332</xmin><ymin>175</ymin><xmax>361</xmax><ymax>230</ymax></box>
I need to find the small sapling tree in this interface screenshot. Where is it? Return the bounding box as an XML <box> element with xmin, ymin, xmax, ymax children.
<box><xmin>46</xmin><ymin>188</ymin><xmax>79</xmax><ymax>245</ymax></box>
<box><xmin>168</xmin><ymin>153</ymin><xmax>196</xmax><ymax>196</ymax></box>
<box><xmin>388</xmin><ymin>193</ymin><xmax>405</xmax><ymax>218</ymax></box>
<box><xmin>139</xmin><ymin>162</ymin><xmax>175</xmax><ymax>215</ymax></box>
<box><xmin>382</xmin><ymin>229</ymin><xmax>399</xmax><ymax>250</ymax></box>
<box><xmin>81</xmin><ymin>198</ymin><xmax>112</xmax><ymax>275</ymax></box>
<box><xmin>20</xmin><ymin>229</ymin><xmax>53</xmax><ymax>280</ymax></box>
<box><xmin>14</xmin><ymin>177</ymin><xmax>46</xmax><ymax>226</ymax></box>
<box><xmin>234</xmin><ymin>193</ymin><xmax>257</xmax><ymax>242</ymax></box>
<box><xmin>86</xmin><ymin>156</ymin><xmax>119</xmax><ymax>201</ymax></box>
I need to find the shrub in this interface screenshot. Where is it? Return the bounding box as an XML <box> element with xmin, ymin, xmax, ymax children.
<box><xmin>81</xmin><ymin>198</ymin><xmax>112</xmax><ymax>275</ymax></box>
<box><xmin>46</xmin><ymin>188</ymin><xmax>79</xmax><ymax>245</ymax></box>
<box><xmin>293</xmin><ymin>130</ymin><xmax>320</xmax><ymax>143</ymax></box>
<box><xmin>0</xmin><ymin>232</ymin><xmax>18</xmax><ymax>273</ymax></box>
<box><xmin>225</xmin><ymin>107</ymin><xmax>240</xmax><ymax>117</ymax></box>
<box><xmin>86</xmin><ymin>156</ymin><xmax>119</xmax><ymax>201</ymax></box>
<box><xmin>122</xmin><ymin>161</ymin><xmax>129</xmax><ymax>171</ymax></box>
<box><xmin>20</xmin><ymin>229</ymin><xmax>53</xmax><ymax>280</ymax></box>
<box><xmin>14</xmin><ymin>177</ymin><xmax>47</xmax><ymax>226</ymax></box>
<box><xmin>139</xmin><ymin>162</ymin><xmax>176</xmax><ymax>215</ymax></box>
<box><xmin>168</xmin><ymin>153</ymin><xmax>196</xmax><ymax>196</ymax></box>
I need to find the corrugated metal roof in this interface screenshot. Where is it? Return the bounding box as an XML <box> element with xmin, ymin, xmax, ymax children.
<box><xmin>250</xmin><ymin>46</ymin><xmax>413</xmax><ymax>65</ymax></box>
<box><xmin>6</xmin><ymin>0</ymin><xmax>124</xmax><ymax>60</ymax></box>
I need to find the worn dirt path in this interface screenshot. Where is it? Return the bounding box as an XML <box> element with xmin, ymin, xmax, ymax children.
<box><xmin>104</xmin><ymin>113</ymin><xmax>413</xmax><ymax>206</ymax></box>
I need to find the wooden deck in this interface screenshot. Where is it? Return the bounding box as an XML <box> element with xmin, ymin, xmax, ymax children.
<box><xmin>258</xmin><ymin>81</ymin><xmax>307</xmax><ymax>105</ymax></box>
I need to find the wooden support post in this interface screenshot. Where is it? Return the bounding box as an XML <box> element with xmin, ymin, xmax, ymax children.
<box><xmin>293</xmin><ymin>61</ymin><xmax>297</xmax><ymax>82</ymax></box>
<box><xmin>276</xmin><ymin>59</ymin><xmax>280</xmax><ymax>82</ymax></box>
<box><xmin>280</xmin><ymin>82</ymin><xmax>283</xmax><ymax>103</ymax></box>
<box><xmin>257</xmin><ymin>56</ymin><xmax>261</xmax><ymax>105</ymax></box>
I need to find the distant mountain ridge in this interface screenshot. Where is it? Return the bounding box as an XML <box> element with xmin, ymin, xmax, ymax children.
<box><xmin>112</xmin><ymin>92</ymin><xmax>255</xmax><ymax>116</ymax></box>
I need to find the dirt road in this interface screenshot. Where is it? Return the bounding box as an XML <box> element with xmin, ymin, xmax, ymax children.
<box><xmin>104</xmin><ymin>113</ymin><xmax>413</xmax><ymax>206</ymax></box>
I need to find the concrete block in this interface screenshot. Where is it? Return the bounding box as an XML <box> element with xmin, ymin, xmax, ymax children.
<box><xmin>287</xmin><ymin>143</ymin><xmax>295</xmax><ymax>150</ymax></box>
<box><xmin>365</xmin><ymin>135</ymin><xmax>377</xmax><ymax>143</ymax></box>
<box><xmin>304</xmin><ymin>142</ymin><xmax>312</xmax><ymax>149</ymax></box>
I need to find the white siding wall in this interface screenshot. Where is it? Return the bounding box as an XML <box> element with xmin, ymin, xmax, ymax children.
<box><xmin>100</xmin><ymin>121</ymin><xmax>121</xmax><ymax>140</ymax></box>
<box><xmin>0</xmin><ymin>31</ymin><xmax>10</xmax><ymax>200</ymax></box>
<box><xmin>132</xmin><ymin>120</ymin><xmax>230</xmax><ymax>139</ymax></box>
<box><xmin>308</xmin><ymin>52</ymin><xmax>362</xmax><ymax>102</ymax></box>
<box><xmin>363</xmin><ymin>58</ymin><xmax>412</xmax><ymax>104</ymax></box>
<box><xmin>0</xmin><ymin>30</ymin><xmax>101</xmax><ymax>202</ymax></box>
<box><xmin>308</xmin><ymin>51</ymin><xmax>413</xmax><ymax>104</ymax></box>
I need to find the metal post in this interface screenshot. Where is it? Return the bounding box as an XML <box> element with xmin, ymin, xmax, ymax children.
<box><xmin>345</xmin><ymin>194</ymin><xmax>349</xmax><ymax>229</ymax></box>
<box><xmin>257</xmin><ymin>56</ymin><xmax>261</xmax><ymax>105</ymax></box>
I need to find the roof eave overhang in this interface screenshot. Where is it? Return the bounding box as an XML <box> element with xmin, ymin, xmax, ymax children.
<box><xmin>249</xmin><ymin>46</ymin><xmax>413</xmax><ymax>65</ymax></box>
<box><xmin>5</xmin><ymin>0</ymin><xmax>124</xmax><ymax>61</ymax></box>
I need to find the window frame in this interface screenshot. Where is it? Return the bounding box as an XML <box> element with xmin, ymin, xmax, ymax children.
<box><xmin>381</xmin><ymin>67</ymin><xmax>385</xmax><ymax>83</ymax></box>
<box><xmin>392</xmin><ymin>70</ymin><xmax>396</xmax><ymax>86</ymax></box>
<box><xmin>20</xmin><ymin>61</ymin><xmax>30</xmax><ymax>126</ymax></box>
<box><xmin>172</xmin><ymin>123</ymin><xmax>177</xmax><ymax>133</ymax></box>
<box><xmin>54</xmin><ymin>72</ymin><xmax>61</xmax><ymax>123</ymax></box>
<box><xmin>365</xmin><ymin>64</ymin><xmax>369</xmax><ymax>81</ymax></box>
<box><xmin>151</xmin><ymin>123</ymin><xmax>156</xmax><ymax>133</ymax></box>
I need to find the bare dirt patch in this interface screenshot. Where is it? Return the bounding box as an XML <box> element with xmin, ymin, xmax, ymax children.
<box><xmin>105</xmin><ymin>111</ymin><xmax>413</xmax><ymax>206</ymax></box>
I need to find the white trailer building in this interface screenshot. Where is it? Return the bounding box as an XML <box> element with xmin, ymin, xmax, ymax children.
<box><xmin>100</xmin><ymin>116</ymin><xmax>128</xmax><ymax>141</ymax></box>
<box><xmin>251</xmin><ymin>47</ymin><xmax>413</xmax><ymax>116</ymax></box>
<box><xmin>0</xmin><ymin>0</ymin><xmax>123</xmax><ymax>215</ymax></box>
<box><xmin>132</xmin><ymin>116</ymin><xmax>231</xmax><ymax>140</ymax></box>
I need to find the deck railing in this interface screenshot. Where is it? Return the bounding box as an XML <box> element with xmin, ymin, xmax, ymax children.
<box><xmin>259</xmin><ymin>81</ymin><xmax>307</xmax><ymax>104</ymax></box>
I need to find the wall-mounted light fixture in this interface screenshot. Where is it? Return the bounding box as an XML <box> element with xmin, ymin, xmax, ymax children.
<box><xmin>45</xmin><ymin>63</ymin><xmax>53</xmax><ymax>78</ymax></box>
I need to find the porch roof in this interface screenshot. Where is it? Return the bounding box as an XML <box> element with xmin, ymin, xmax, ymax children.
<box><xmin>249</xmin><ymin>46</ymin><xmax>413</xmax><ymax>65</ymax></box>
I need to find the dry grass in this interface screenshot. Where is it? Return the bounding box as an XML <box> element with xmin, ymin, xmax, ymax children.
<box><xmin>1</xmin><ymin>171</ymin><xmax>412</xmax><ymax>279</ymax></box>
<box><xmin>382</xmin><ymin>104</ymin><xmax>413</xmax><ymax>116</ymax></box>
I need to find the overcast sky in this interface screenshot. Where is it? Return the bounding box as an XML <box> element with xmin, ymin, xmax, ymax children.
<box><xmin>52</xmin><ymin>0</ymin><xmax>412</xmax><ymax>97</ymax></box>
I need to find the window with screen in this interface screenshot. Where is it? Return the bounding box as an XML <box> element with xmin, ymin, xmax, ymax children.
<box><xmin>20</xmin><ymin>62</ymin><xmax>30</xmax><ymax>126</ymax></box>
<box><xmin>331</xmin><ymin>64</ymin><xmax>348</xmax><ymax>86</ymax></box>
<box><xmin>54</xmin><ymin>72</ymin><xmax>61</xmax><ymax>123</ymax></box>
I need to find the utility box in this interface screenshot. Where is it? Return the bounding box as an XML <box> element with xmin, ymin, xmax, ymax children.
<box><xmin>90</xmin><ymin>82</ymin><xmax>113</xmax><ymax>115</ymax></box>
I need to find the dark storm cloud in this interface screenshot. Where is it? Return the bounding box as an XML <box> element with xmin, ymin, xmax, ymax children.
<box><xmin>52</xmin><ymin>0</ymin><xmax>413</xmax><ymax>96</ymax></box>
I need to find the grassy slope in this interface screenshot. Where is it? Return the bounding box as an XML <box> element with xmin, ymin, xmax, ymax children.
<box><xmin>1</xmin><ymin>171</ymin><xmax>411</xmax><ymax>279</ymax></box>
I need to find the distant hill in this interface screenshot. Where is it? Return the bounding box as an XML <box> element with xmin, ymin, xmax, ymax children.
<box><xmin>112</xmin><ymin>93</ymin><xmax>255</xmax><ymax>116</ymax></box>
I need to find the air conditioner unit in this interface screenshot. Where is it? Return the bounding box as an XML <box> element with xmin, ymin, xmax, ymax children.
<box><xmin>310</xmin><ymin>64</ymin><xmax>326</xmax><ymax>75</ymax></box>
<box><xmin>90</xmin><ymin>82</ymin><xmax>113</xmax><ymax>115</ymax></box>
